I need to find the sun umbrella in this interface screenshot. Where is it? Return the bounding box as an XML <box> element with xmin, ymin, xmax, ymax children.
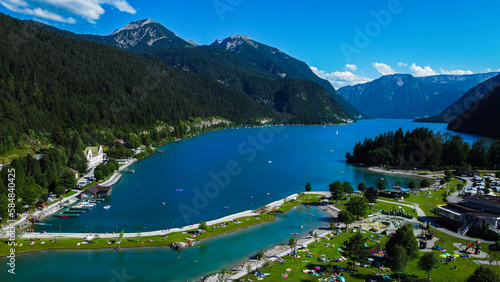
<box><xmin>440</xmin><ymin>254</ymin><xmax>446</xmax><ymax>258</ymax></box>
<box><xmin>315</xmin><ymin>266</ymin><xmax>321</xmax><ymax>270</ymax></box>
<box><xmin>367</xmin><ymin>258</ymin><xmax>375</xmax><ymax>261</ymax></box>
<box><xmin>443</xmin><ymin>253</ymin><xmax>451</xmax><ymax>256</ymax></box>
<box><xmin>453</xmin><ymin>254</ymin><xmax>460</xmax><ymax>257</ymax></box>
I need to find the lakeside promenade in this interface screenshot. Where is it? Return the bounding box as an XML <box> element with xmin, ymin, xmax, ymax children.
<box><xmin>17</xmin><ymin>192</ymin><xmax>333</xmax><ymax>239</ymax></box>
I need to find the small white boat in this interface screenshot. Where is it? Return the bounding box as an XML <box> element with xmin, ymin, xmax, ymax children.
<box><xmin>103</xmin><ymin>205</ymin><xmax>111</xmax><ymax>209</ymax></box>
<box><xmin>268</xmin><ymin>160</ymin><xmax>272</xmax><ymax>163</ymax></box>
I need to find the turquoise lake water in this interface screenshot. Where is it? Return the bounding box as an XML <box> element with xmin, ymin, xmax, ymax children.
<box><xmin>1</xmin><ymin>119</ymin><xmax>481</xmax><ymax>281</ymax></box>
<box><xmin>5</xmin><ymin>205</ymin><xmax>328</xmax><ymax>282</ymax></box>
<box><xmin>34</xmin><ymin>119</ymin><xmax>479</xmax><ymax>234</ymax></box>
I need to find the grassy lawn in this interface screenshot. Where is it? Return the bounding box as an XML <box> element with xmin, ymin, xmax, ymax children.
<box><xmin>402</xmin><ymin>178</ymin><xmax>465</xmax><ymax>216</ymax></box>
<box><xmin>276</xmin><ymin>194</ymin><xmax>325</xmax><ymax>213</ymax></box>
<box><xmin>61</xmin><ymin>190</ymin><xmax>77</xmax><ymax>198</ymax></box>
<box><xmin>406</xmin><ymin>227</ymin><xmax>500</xmax><ymax>281</ymax></box>
<box><xmin>240</xmin><ymin>230</ymin><xmax>391</xmax><ymax>281</ymax></box>
<box><xmin>369</xmin><ymin>201</ymin><xmax>419</xmax><ymax>218</ymax></box>
<box><xmin>238</xmin><ymin>227</ymin><xmax>500</xmax><ymax>281</ymax></box>
<box><xmin>0</xmin><ymin>214</ymin><xmax>275</xmax><ymax>256</ymax></box>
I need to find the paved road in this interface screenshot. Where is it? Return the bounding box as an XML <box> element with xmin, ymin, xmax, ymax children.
<box><xmin>377</xmin><ymin>198</ymin><xmax>494</xmax><ymax>243</ymax></box>
<box><xmin>447</xmin><ymin>177</ymin><xmax>471</xmax><ymax>203</ymax></box>
<box><xmin>2</xmin><ymin>190</ymin><xmax>84</xmax><ymax>236</ymax></box>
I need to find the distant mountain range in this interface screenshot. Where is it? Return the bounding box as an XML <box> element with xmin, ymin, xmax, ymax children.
<box><xmin>447</xmin><ymin>75</ymin><xmax>500</xmax><ymax>139</ymax></box>
<box><xmin>413</xmin><ymin>73</ymin><xmax>500</xmax><ymax>139</ymax></box>
<box><xmin>337</xmin><ymin>73</ymin><xmax>499</xmax><ymax>119</ymax></box>
<box><xmin>415</xmin><ymin>74</ymin><xmax>500</xmax><ymax>124</ymax></box>
<box><xmin>76</xmin><ymin>19</ymin><xmax>364</xmax><ymax>120</ymax></box>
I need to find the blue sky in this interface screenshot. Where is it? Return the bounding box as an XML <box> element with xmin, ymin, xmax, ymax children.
<box><xmin>1</xmin><ymin>0</ymin><xmax>499</xmax><ymax>88</ymax></box>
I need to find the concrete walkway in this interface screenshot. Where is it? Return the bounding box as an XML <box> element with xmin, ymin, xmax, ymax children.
<box><xmin>15</xmin><ymin>192</ymin><xmax>327</xmax><ymax>239</ymax></box>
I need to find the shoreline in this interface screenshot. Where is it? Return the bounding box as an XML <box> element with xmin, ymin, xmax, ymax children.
<box><xmin>367</xmin><ymin>166</ymin><xmax>441</xmax><ymax>182</ymax></box>
<box><xmin>0</xmin><ymin>159</ymin><xmax>137</xmax><ymax>235</ymax></box>
<box><xmin>18</xmin><ymin>192</ymin><xmax>329</xmax><ymax>239</ymax></box>
<box><xmin>0</xmin><ymin>193</ymin><xmax>332</xmax><ymax>257</ymax></box>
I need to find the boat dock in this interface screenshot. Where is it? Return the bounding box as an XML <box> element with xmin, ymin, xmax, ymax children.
<box><xmin>54</xmin><ymin>198</ymin><xmax>105</xmax><ymax>217</ymax></box>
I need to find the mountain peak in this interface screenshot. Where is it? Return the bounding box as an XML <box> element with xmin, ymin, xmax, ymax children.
<box><xmin>212</xmin><ymin>34</ymin><xmax>257</xmax><ymax>50</ymax></box>
<box><xmin>111</xmin><ymin>19</ymin><xmax>158</xmax><ymax>35</ymax></box>
<box><xmin>230</xmin><ymin>34</ymin><xmax>251</xmax><ymax>40</ymax></box>
<box><xmin>105</xmin><ymin>18</ymin><xmax>189</xmax><ymax>50</ymax></box>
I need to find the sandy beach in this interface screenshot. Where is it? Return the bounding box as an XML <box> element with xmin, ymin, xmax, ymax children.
<box><xmin>367</xmin><ymin>166</ymin><xmax>441</xmax><ymax>181</ymax></box>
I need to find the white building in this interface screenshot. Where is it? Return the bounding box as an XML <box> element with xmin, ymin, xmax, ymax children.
<box><xmin>84</xmin><ymin>146</ymin><xmax>104</xmax><ymax>170</ymax></box>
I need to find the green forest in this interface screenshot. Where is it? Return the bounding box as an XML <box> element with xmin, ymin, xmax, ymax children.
<box><xmin>345</xmin><ymin>127</ymin><xmax>500</xmax><ymax>170</ymax></box>
<box><xmin>0</xmin><ymin>13</ymin><xmax>279</xmax><ymax>159</ymax></box>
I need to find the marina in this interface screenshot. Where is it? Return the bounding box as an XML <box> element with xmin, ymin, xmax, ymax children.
<box><xmin>54</xmin><ymin>199</ymin><xmax>105</xmax><ymax>217</ymax></box>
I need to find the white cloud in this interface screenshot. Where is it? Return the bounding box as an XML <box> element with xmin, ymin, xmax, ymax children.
<box><xmin>398</xmin><ymin>62</ymin><xmax>408</xmax><ymax>67</ymax></box>
<box><xmin>0</xmin><ymin>0</ymin><xmax>136</xmax><ymax>24</ymax></box>
<box><xmin>486</xmin><ymin>68</ymin><xmax>500</xmax><ymax>72</ymax></box>
<box><xmin>440</xmin><ymin>69</ymin><xmax>473</xmax><ymax>75</ymax></box>
<box><xmin>408</xmin><ymin>63</ymin><xmax>475</xmax><ymax>77</ymax></box>
<box><xmin>409</xmin><ymin>63</ymin><xmax>438</xmax><ymax>77</ymax></box>
<box><xmin>311</xmin><ymin>66</ymin><xmax>373</xmax><ymax>88</ymax></box>
<box><xmin>345</xmin><ymin>64</ymin><xmax>357</xmax><ymax>72</ymax></box>
<box><xmin>108</xmin><ymin>0</ymin><xmax>136</xmax><ymax>14</ymax></box>
<box><xmin>372</xmin><ymin>62</ymin><xmax>396</xmax><ymax>76</ymax></box>
<box><xmin>0</xmin><ymin>0</ymin><xmax>76</xmax><ymax>23</ymax></box>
